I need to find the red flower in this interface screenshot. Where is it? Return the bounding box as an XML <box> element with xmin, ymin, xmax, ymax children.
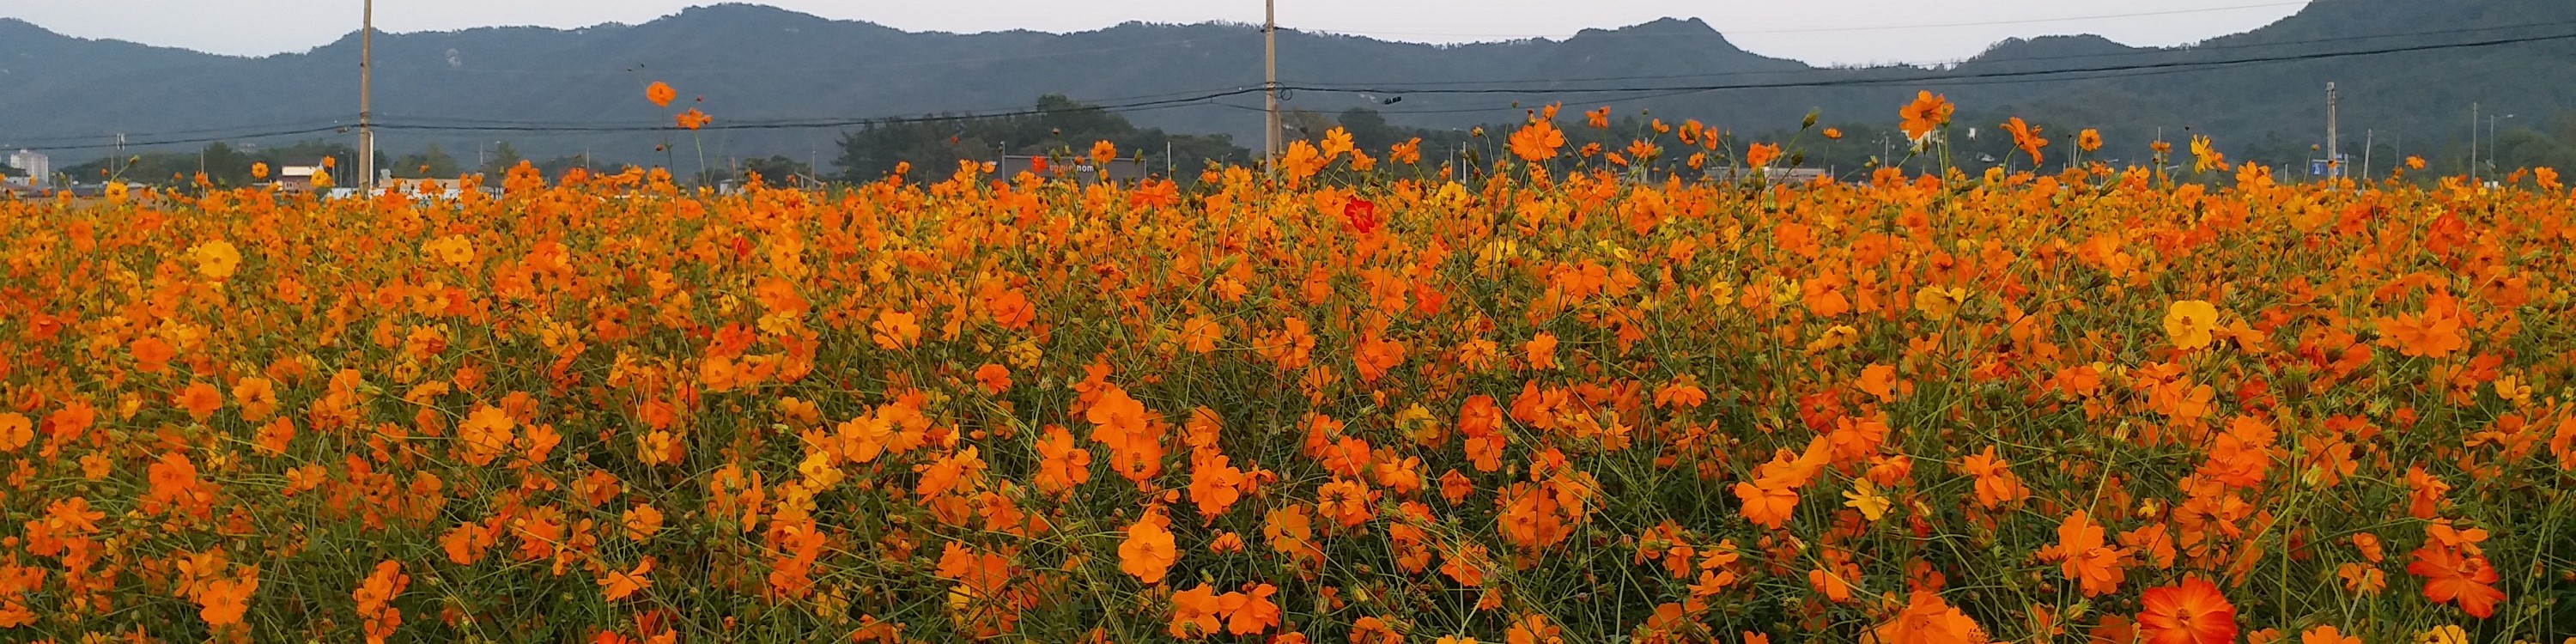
<box><xmin>1344</xmin><ymin>197</ymin><xmax>1381</xmax><ymax>235</ymax></box>
<box><xmin>2136</xmin><ymin>577</ymin><xmax>2237</xmax><ymax>644</ymax></box>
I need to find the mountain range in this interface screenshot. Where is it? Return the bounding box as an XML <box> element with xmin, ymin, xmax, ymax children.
<box><xmin>4</xmin><ymin>0</ymin><xmax>2574</xmax><ymax>173</ymax></box>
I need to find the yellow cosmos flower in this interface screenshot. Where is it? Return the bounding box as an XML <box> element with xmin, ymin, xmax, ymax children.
<box><xmin>2164</xmin><ymin>300</ymin><xmax>2221</xmax><ymax>350</ymax></box>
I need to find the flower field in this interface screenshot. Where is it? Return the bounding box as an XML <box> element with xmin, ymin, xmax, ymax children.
<box><xmin>3</xmin><ymin>98</ymin><xmax>2575</xmax><ymax>644</ymax></box>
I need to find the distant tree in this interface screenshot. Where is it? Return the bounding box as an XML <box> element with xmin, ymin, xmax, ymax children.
<box><xmin>533</xmin><ymin>155</ymin><xmax>594</xmax><ymax>179</ymax></box>
<box><xmin>393</xmin><ymin>143</ymin><xmax>463</xmax><ymax>179</ymax></box>
<box><xmin>835</xmin><ymin>94</ymin><xmax>1249</xmax><ymax>184</ymax></box>
<box><xmin>741</xmin><ymin>155</ymin><xmax>815</xmax><ymax>185</ymax></box>
<box><xmin>687</xmin><ymin>156</ymin><xmax>819</xmax><ymax>188</ymax></box>
<box><xmin>483</xmin><ymin>142</ymin><xmax>524</xmax><ymax>176</ymax></box>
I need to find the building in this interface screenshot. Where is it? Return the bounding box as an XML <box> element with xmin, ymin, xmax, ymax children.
<box><xmin>5</xmin><ymin>149</ymin><xmax>49</xmax><ymax>187</ymax></box>
<box><xmin>995</xmin><ymin>155</ymin><xmax>1151</xmax><ymax>186</ymax></box>
<box><xmin>274</xmin><ymin>164</ymin><xmax>327</xmax><ymax>191</ymax></box>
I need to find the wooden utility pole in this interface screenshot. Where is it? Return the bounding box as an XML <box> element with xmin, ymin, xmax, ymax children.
<box><xmin>359</xmin><ymin>0</ymin><xmax>375</xmax><ymax>190</ymax></box>
<box><xmin>1264</xmin><ymin>0</ymin><xmax>1279</xmax><ymax>163</ymax></box>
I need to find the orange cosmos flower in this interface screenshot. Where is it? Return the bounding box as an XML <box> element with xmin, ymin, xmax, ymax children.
<box><xmin>1959</xmin><ymin>447</ymin><xmax>2027</xmax><ymax>508</ymax></box>
<box><xmin>233</xmin><ymin>376</ymin><xmax>278</xmax><ymax>422</ymax></box>
<box><xmin>2407</xmin><ymin>540</ymin><xmax>2504</xmax><ymax>618</ymax></box>
<box><xmin>2044</xmin><ymin>511</ymin><xmax>2128</xmax><ymax>597</ymax></box>
<box><xmin>456</xmin><ymin>404</ymin><xmax>516</xmax><ymax>467</ymax></box>
<box><xmin>2136</xmin><ymin>577</ymin><xmax>2237</xmax><ymax>644</ymax></box>
<box><xmin>1091</xmin><ymin>140</ymin><xmax>1120</xmax><ymax>166</ymax></box>
<box><xmin>1509</xmin><ymin>120</ymin><xmax>1566</xmax><ymax>161</ymax></box>
<box><xmin>623</xmin><ymin>503</ymin><xmax>665</xmax><ymax>540</ymax></box>
<box><xmin>0</xmin><ymin>413</ymin><xmax>29</xmax><ymax>451</ymax></box>
<box><xmin>2374</xmin><ymin>297</ymin><xmax>2467</xmax><ymax>358</ymax></box>
<box><xmin>1914</xmin><ymin>285</ymin><xmax>1967</xmax><ymax>321</ymax></box>
<box><xmin>1315</xmin><ymin>478</ymin><xmax>1374</xmax><ymax>526</ymax></box>
<box><xmin>2078</xmin><ymin>129</ymin><xmax>2104</xmax><ymax>153</ymax></box>
<box><xmin>674</xmin><ymin>108</ymin><xmax>712</xmax><ymax>131</ymax></box>
<box><xmin>872</xmin><ymin>310</ymin><xmax>921</xmax><ymax>349</ymax></box>
<box><xmin>1188</xmin><ymin>456</ymin><xmax>1246</xmax><ymax>520</ymax></box>
<box><xmin>1120</xmin><ymin>514</ymin><xmax>1179</xmax><ymax>584</ymax></box>
<box><xmin>1169</xmin><ymin>583</ymin><xmax>1224</xmax><ymax>638</ymax></box>
<box><xmin>601</xmin><ymin>557</ymin><xmax>653</xmax><ymax>601</ymax></box>
<box><xmin>1031</xmin><ymin>425</ymin><xmax>1094</xmax><ymax>496</ymax></box>
<box><xmin>2002</xmin><ymin>117</ymin><xmax>2046</xmax><ymax>166</ymax></box>
<box><xmin>1179</xmin><ymin>315</ymin><xmax>1224</xmax><ymax>354</ymax></box>
<box><xmin>974</xmin><ymin>363</ymin><xmax>1012</xmax><ymax>394</ymax></box>
<box><xmin>1523</xmin><ymin>332</ymin><xmax>1559</xmax><ymax>370</ymax></box>
<box><xmin>353</xmin><ymin>561</ymin><xmax>409</xmax><ymax>644</ymax></box>
<box><xmin>2190</xmin><ymin>136</ymin><xmax>2228</xmax><ymax>173</ymax></box>
<box><xmin>1731</xmin><ymin>480</ymin><xmax>1799</xmax><ymax>529</ymax></box>
<box><xmin>1899</xmin><ymin>91</ymin><xmax>1953</xmax><ymax>143</ymax></box>
<box><xmin>1390</xmin><ymin>138</ymin><xmax>1422</xmax><ymax>164</ymax></box>
<box><xmin>646</xmin><ymin>82</ymin><xmax>677</xmax><ymax>107</ymax></box>
<box><xmin>1225</xmin><ymin>583</ymin><xmax>1282</xmax><ymax>635</ymax></box>
<box><xmin>197</xmin><ymin>568</ymin><xmax>260</xmax><ymax>628</ymax></box>
<box><xmin>1320</xmin><ymin>127</ymin><xmax>1355</xmax><ymax>161</ymax></box>
<box><xmin>1745</xmin><ymin>143</ymin><xmax>1780</xmax><ymax>168</ymax></box>
<box><xmin>1869</xmin><ymin>590</ymin><xmax>1989</xmax><ymax>644</ymax></box>
<box><xmin>2300</xmin><ymin>626</ymin><xmax>2359</xmax><ymax>644</ymax></box>
<box><xmin>175</xmin><ymin>381</ymin><xmax>224</xmax><ymax>422</ymax></box>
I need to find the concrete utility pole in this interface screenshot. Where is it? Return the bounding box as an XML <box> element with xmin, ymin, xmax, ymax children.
<box><xmin>1263</xmin><ymin>0</ymin><xmax>1279</xmax><ymax>163</ymax></box>
<box><xmin>2470</xmin><ymin>102</ymin><xmax>2477</xmax><ymax>180</ymax></box>
<box><xmin>2324</xmin><ymin>82</ymin><xmax>2338</xmax><ymax>180</ymax></box>
<box><xmin>2363</xmin><ymin>130</ymin><xmax>2374</xmax><ymax>178</ymax></box>
<box><xmin>359</xmin><ymin>0</ymin><xmax>375</xmax><ymax>190</ymax></box>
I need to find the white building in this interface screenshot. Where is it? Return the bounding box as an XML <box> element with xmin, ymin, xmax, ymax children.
<box><xmin>5</xmin><ymin>149</ymin><xmax>47</xmax><ymax>186</ymax></box>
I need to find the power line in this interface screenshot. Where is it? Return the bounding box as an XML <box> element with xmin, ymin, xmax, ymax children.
<box><xmin>372</xmin><ymin>87</ymin><xmax>1273</xmax><ymax>134</ymax></box>
<box><xmin>1291</xmin><ymin>28</ymin><xmax>2576</xmax><ymax>97</ymax></box>
<box><xmin>252</xmin><ymin>28</ymin><xmax>2576</xmax><ymax>136</ymax></box>
<box><xmin>1291</xmin><ymin>21</ymin><xmax>2576</xmax><ymax>89</ymax></box>
<box><xmin>371</xmin><ymin>84</ymin><xmax>1262</xmax><ymax>129</ymax></box>
<box><xmin>31</xmin><ymin>17</ymin><xmax>2543</xmax><ymax>150</ymax></box>
<box><xmin>414</xmin><ymin>33</ymin><xmax>1260</xmax><ymax>76</ymax></box>
<box><xmin>22</xmin><ymin>25</ymin><xmax>2575</xmax><ymax>148</ymax></box>
<box><xmin>1226</xmin><ymin>59</ymin><xmax>2257</xmax><ymax>118</ymax></box>
<box><xmin>13</xmin><ymin>125</ymin><xmax>355</xmax><ymax>153</ymax></box>
<box><xmin>1299</xmin><ymin>2</ymin><xmax>2309</xmax><ymax>40</ymax></box>
<box><xmin>2</xmin><ymin>118</ymin><xmax>353</xmax><ymax>147</ymax></box>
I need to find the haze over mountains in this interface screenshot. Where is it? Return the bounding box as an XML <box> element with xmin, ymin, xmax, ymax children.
<box><xmin>3</xmin><ymin>0</ymin><xmax>2572</xmax><ymax>172</ymax></box>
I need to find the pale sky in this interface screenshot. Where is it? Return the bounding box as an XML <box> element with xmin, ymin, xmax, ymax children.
<box><xmin>1</xmin><ymin>1</ymin><xmax>2311</xmax><ymax>67</ymax></box>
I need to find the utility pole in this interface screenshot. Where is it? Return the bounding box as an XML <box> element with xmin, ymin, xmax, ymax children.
<box><xmin>2487</xmin><ymin>113</ymin><xmax>2514</xmax><ymax>179</ymax></box>
<box><xmin>2324</xmin><ymin>82</ymin><xmax>2338</xmax><ymax>180</ymax></box>
<box><xmin>2362</xmin><ymin>130</ymin><xmax>2374</xmax><ymax>179</ymax></box>
<box><xmin>2470</xmin><ymin>102</ymin><xmax>2477</xmax><ymax>180</ymax></box>
<box><xmin>359</xmin><ymin>0</ymin><xmax>375</xmax><ymax>191</ymax></box>
<box><xmin>1263</xmin><ymin>0</ymin><xmax>1279</xmax><ymax>164</ymax></box>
